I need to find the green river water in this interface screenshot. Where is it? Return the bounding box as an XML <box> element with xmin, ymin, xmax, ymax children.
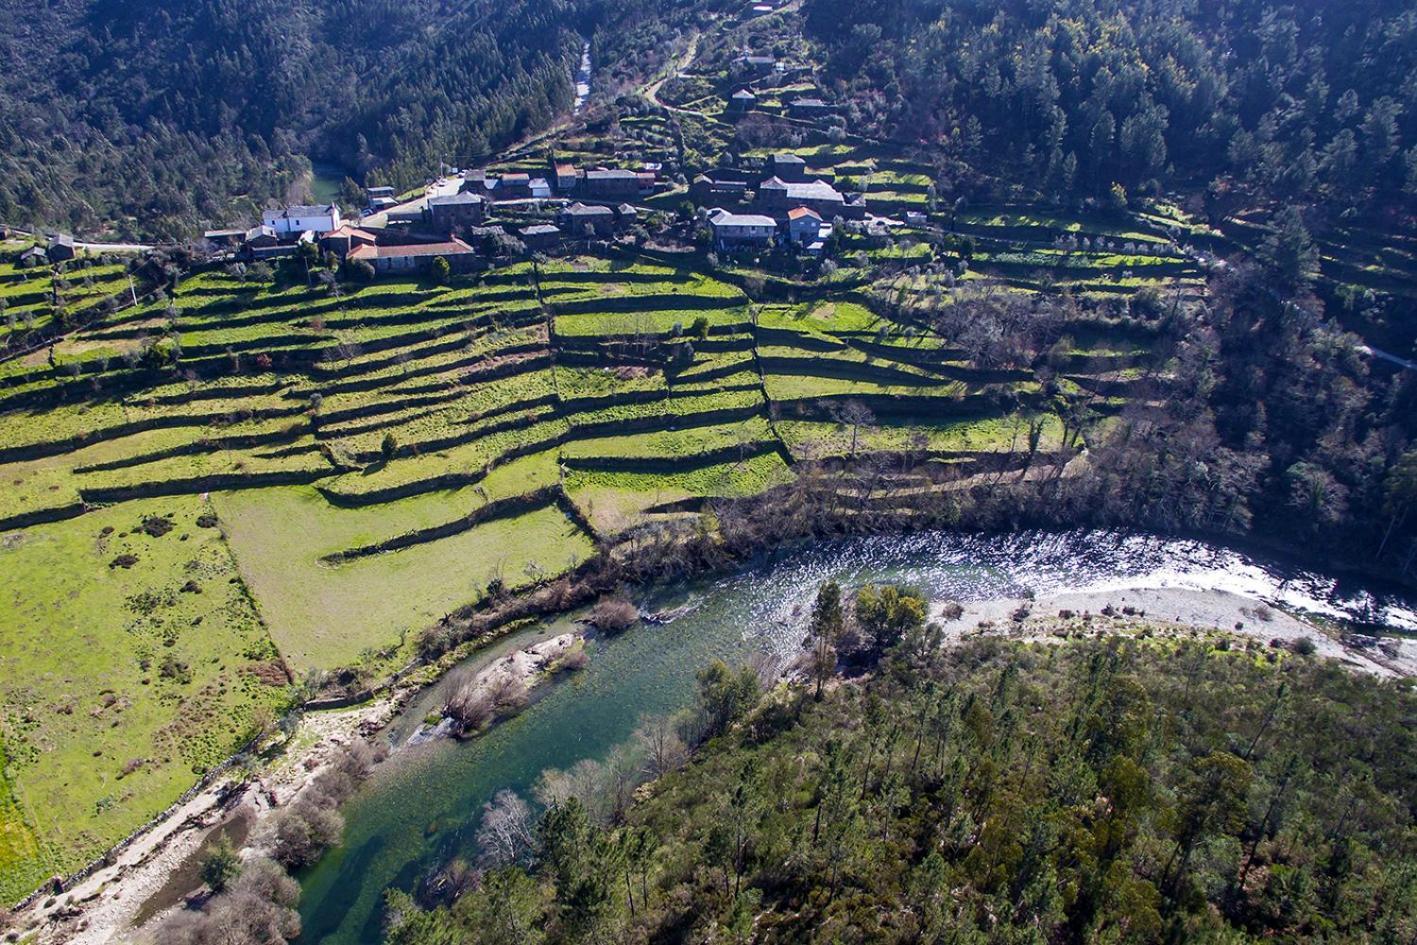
<box><xmin>295</xmin><ymin>529</ymin><xmax>1416</xmax><ymax>944</ymax></box>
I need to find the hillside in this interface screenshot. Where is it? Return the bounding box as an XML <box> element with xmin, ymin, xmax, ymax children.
<box><xmin>382</xmin><ymin>633</ymin><xmax>1417</xmax><ymax>944</ymax></box>
<box><xmin>0</xmin><ymin>0</ymin><xmax>701</xmax><ymax>241</ymax></box>
<box><xmin>1</xmin><ymin>0</ymin><xmax>1416</xmax><ymax>923</ymax></box>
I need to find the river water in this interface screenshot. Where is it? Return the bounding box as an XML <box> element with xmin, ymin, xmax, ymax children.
<box><xmin>295</xmin><ymin>529</ymin><xmax>1415</xmax><ymax>944</ymax></box>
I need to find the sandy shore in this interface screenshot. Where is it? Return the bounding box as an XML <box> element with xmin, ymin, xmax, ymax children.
<box><xmin>12</xmin><ymin>697</ymin><xmax>395</xmax><ymax>945</ymax></box>
<box><xmin>936</xmin><ymin>585</ymin><xmax>1416</xmax><ymax>678</ymax></box>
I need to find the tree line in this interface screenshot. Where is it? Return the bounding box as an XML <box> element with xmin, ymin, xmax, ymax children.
<box><xmin>381</xmin><ymin>585</ymin><xmax>1417</xmax><ymax>944</ymax></box>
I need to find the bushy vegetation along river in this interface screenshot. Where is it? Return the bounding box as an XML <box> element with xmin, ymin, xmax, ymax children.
<box><xmin>296</xmin><ymin>529</ymin><xmax>1415</xmax><ymax>944</ymax></box>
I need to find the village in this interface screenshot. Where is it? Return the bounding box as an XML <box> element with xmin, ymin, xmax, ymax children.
<box><xmin>195</xmin><ymin>145</ymin><xmax>876</xmax><ymax>278</ymax></box>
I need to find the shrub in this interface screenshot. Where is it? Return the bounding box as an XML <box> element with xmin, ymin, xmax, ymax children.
<box><xmin>200</xmin><ymin>837</ymin><xmax>242</xmax><ymax>893</ymax></box>
<box><xmin>589</xmin><ymin>595</ymin><xmax>639</xmax><ymax>633</ymax></box>
<box><xmin>141</xmin><ymin>515</ymin><xmax>175</xmax><ymax>538</ymax></box>
<box><xmin>1293</xmin><ymin>636</ymin><xmax>1317</xmax><ymax>656</ymax></box>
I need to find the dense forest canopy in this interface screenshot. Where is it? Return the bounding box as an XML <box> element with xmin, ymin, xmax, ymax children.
<box><xmin>804</xmin><ymin>0</ymin><xmax>1417</xmax><ymax>209</ymax></box>
<box><xmin>0</xmin><ymin>0</ymin><xmax>699</xmax><ymax>241</ymax></box>
<box><xmin>381</xmin><ymin>636</ymin><xmax>1417</xmax><ymax>945</ymax></box>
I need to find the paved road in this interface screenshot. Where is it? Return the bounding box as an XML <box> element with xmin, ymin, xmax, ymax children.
<box><xmin>3</xmin><ymin>226</ymin><xmax>152</xmax><ymax>254</ymax></box>
<box><xmin>360</xmin><ymin>175</ymin><xmax>467</xmax><ymax>229</ymax></box>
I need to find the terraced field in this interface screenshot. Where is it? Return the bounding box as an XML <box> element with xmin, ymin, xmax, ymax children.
<box><xmin>0</xmin><ymin>241</ymin><xmax>138</xmax><ymax>356</ymax></box>
<box><xmin>0</xmin><ymin>245</ymin><xmax>1164</xmax><ymax>901</ymax></box>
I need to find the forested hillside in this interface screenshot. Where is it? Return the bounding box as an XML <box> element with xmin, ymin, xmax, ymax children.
<box><xmin>0</xmin><ymin>0</ymin><xmax>700</xmax><ymax>240</ymax></box>
<box><xmin>804</xmin><ymin>0</ymin><xmax>1417</xmax><ymax>209</ymax></box>
<box><xmin>382</xmin><ymin>634</ymin><xmax>1417</xmax><ymax>945</ymax></box>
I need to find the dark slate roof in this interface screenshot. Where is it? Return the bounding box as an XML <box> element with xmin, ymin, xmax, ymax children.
<box><xmin>759</xmin><ymin>177</ymin><xmax>844</xmax><ymax>201</ymax></box>
<box><xmin>772</xmin><ymin>152</ymin><xmax>806</xmax><ymax>164</ymax></box>
<box><xmin>429</xmin><ymin>193</ymin><xmax>485</xmax><ymax>206</ymax></box>
<box><xmin>562</xmin><ymin>202</ymin><xmax>615</xmax><ymax>217</ymax></box>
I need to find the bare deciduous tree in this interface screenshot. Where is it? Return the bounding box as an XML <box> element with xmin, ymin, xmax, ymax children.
<box><xmin>476</xmin><ymin>789</ymin><xmax>535</xmax><ymax>868</ymax></box>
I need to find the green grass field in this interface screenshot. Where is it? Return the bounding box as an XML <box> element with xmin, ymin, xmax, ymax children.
<box><xmin>213</xmin><ymin>487</ymin><xmax>594</xmax><ymax>670</ymax></box>
<box><xmin>0</xmin><ymin>496</ymin><xmax>287</xmax><ymax>899</ymax></box>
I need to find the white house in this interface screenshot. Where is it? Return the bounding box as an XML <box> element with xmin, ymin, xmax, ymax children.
<box><xmin>709</xmin><ymin>208</ymin><xmax>777</xmax><ymax>251</ymax></box>
<box><xmin>262</xmin><ymin>204</ymin><xmax>342</xmax><ymax>238</ymax></box>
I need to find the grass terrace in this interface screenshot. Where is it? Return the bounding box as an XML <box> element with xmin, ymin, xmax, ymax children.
<box><xmin>215</xmin><ymin>484</ymin><xmax>592</xmax><ymax>670</ymax></box>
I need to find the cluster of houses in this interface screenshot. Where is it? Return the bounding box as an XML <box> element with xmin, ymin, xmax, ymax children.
<box><xmin>724</xmin><ymin>50</ymin><xmax>832</xmax><ymax>122</ymax></box>
<box><xmin>695</xmin><ymin>152</ymin><xmax>867</xmax><ymax>254</ymax></box>
<box><xmin>200</xmin><ymin>157</ymin><xmax>667</xmax><ymax>277</ymax></box>
<box><xmin>17</xmin><ymin>234</ymin><xmax>77</xmax><ymax>267</ymax></box>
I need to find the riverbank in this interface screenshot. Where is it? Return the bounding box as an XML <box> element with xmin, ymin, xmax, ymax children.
<box><xmin>11</xmin><ymin>697</ymin><xmax>393</xmax><ymax>945</ymax></box>
<box><xmin>9</xmin><ymin>629</ymin><xmax>581</xmax><ymax>945</ymax></box>
<box><xmin>13</xmin><ymin>529</ymin><xmax>1416</xmax><ymax>944</ymax></box>
<box><xmin>940</xmin><ymin>586</ymin><xmax>1417</xmax><ymax>678</ymax></box>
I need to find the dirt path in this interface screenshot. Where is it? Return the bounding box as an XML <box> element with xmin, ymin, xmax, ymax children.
<box><xmin>643</xmin><ymin>31</ymin><xmax>702</xmax><ymax>114</ymax></box>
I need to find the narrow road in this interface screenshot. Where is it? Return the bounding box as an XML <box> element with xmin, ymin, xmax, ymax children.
<box><xmin>643</xmin><ymin>31</ymin><xmax>703</xmax><ymax>116</ymax></box>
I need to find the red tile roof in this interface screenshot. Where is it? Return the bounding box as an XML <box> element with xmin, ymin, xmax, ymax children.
<box><xmin>348</xmin><ymin>238</ymin><xmax>474</xmax><ymax>260</ymax></box>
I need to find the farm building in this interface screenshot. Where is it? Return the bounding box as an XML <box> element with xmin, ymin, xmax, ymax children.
<box><xmin>559</xmin><ymin>203</ymin><xmax>617</xmax><ymax>237</ymax></box>
<box><xmin>553</xmin><ymin>163</ymin><xmax>579</xmax><ymax>191</ymax></box>
<box><xmin>756</xmin><ymin>177</ymin><xmax>849</xmax><ymax>218</ymax></box>
<box><xmin>730</xmin><ymin>54</ymin><xmax>777</xmax><ymax>78</ymax></box>
<box><xmin>347</xmin><ymin>237</ymin><xmax>478</xmax><ymax>275</ymax></box>
<box><xmin>520</xmin><ymin>224</ymin><xmax>562</xmax><ymax>251</ymax></box>
<box><xmin>47</xmin><ymin>234</ymin><xmax>76</xmax><ymax>262</ymax></box>
<box><xmin>691</xmin><ymin>174</ymin><xmax>750</xmax><ymax>203</ymax></box>
<box><xmin>583</xmin><ymin>169</ymin><xmax>642</xmax><ymax>201</ymax></box>
<box><xmin>769</xmin><ymin>153</ymin><xmax>808</xmax><ymax>182</ymax></box>
<box><xmin>788</xmin><ymin>97</ymin><xmax>831</xmax><ymax>119</ymax></box>
<box><xmin>240</xmin><ymin>225</ymin><xmax>292</xmax><ymax>260</ymax></box>
<box><xmin>319</xmin><ymin>223</ymin><xmax>379</xmax><ymax>258</ymax></box>
<box><xmin>709</xmin><ymin>209</ymin><xmax>777</xmax><ymax>251</ymax></box>
<box><xmin>427</xmin><ymin>192</ymin><xmax>487</xmax><ymax>231</ymax></box>
<box><xmin>787</xmin><ymin>207</ymin><xmax>831</xmax><ymax>255</ymax></box>
<box><xmin>495</xmin><ymin>174</ymin><xmax>533</xmax><ymax>200</ymax></box>
<box><xmin>729</xmin><ymin>89</ymin><xmax>757</xmax><ymax>113</ymax></box>
<box><xmin>203</xmin><ymin>229</ymin><xmax>246</xmax><ymax>247</ymax></box>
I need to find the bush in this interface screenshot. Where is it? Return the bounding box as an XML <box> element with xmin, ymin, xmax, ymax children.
<box><xmin>589</xmin><ymin>595</ymin><xmax>639</xmax><ymax>633</ymax></box>
<box><xmin>200</xmin><ymin>837</ymin><xmax>242</xmax><ymax>893</ymax></box>
<box><xmin>431</xmin><ymin>256</ymin><xmax>451</xmax><ymax>285</ymax></box>
<box><xmin>1293</xmin><ymin>636</ymin><xmax>1317</xmax><ymax>656</ymax></box>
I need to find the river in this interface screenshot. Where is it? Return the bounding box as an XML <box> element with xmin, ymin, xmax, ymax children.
<box><xmin>295</xmin><ymin>529</ymin><xmax>1415</xmax><ymax>944</ymax></box>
